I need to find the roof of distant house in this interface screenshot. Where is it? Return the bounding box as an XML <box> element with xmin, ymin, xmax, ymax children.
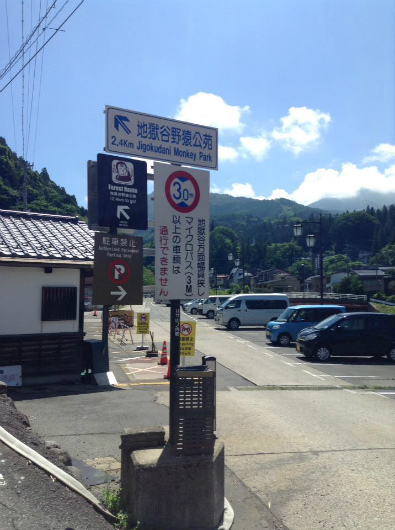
<box><xmin>0</xmin><ymin>209</ymin><xmax>94</xmax><ymax>265</ymax></box>
<box><xmin>352</xmin><ymin>269</ymin><xmax>385</xmax><ymax>277</ymax></box>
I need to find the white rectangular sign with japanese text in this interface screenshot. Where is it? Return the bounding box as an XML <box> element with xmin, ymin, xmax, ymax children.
<box><xmin>105</xmin><ymin>106</ymin><xmax>218</xmax><ymax>170</ymax></box>
<box><xmin>154</xmin><ymin>163</ymin><xmax>210</xmax><ymax>301</ymax></box>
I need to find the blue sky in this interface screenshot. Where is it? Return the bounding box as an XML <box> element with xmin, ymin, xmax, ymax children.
<box><xmin>1</xmin><ymin>0</ymin><xmax>394</xmax><ymax>207</ymax></box>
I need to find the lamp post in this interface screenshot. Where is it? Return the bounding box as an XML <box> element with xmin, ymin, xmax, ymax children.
<box><xmin>294</xmin><ymin>214</ymin><xmax>324</xmax><ymax>304</ymax></box>
<box><xmin>210</xmin><ymin>267</ymin><xmax>218</xmax><ymax>294</ymax></box>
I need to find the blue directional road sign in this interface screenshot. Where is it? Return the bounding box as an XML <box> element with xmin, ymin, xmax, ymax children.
<box><xmin>97</xmin><ymin>153</ymin><xmax>147</xmax><ymax>230</ymax></box>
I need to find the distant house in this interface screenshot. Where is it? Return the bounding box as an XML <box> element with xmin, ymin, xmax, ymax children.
<box><xmin>0</xmin><ymin>209</ymin><xmax>94</xmax><ymax>384</ymax></box>
<box><xmin>228</xmin><ymin>266</ymin><xmax>253</xmax><ymax>288</ymax></box>
<box><xmin>253</xmin><ymin>268</ymin><xmax>300</xmax><ymax>293</ymax></box>
<box><xmin>351</xmin><ymin>269</ymin><xmax>385</xmax><ymax>294</ymax></box>
<box><xmin>324</xmin><ymin>272</ymin><xmax>348</xmax><ymax>293</ymax></box>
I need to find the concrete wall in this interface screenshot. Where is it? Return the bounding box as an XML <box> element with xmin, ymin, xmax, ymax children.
<box><xmin>0</xmin><ymin>266</ymin><xmax>81</xmax><ymax>335</ymax></box>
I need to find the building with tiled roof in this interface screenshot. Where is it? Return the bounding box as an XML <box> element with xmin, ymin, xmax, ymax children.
<box><xmin>0</xmin><ymin>209</ymin><xmax>95</xmax><ymax>385</ymax></box>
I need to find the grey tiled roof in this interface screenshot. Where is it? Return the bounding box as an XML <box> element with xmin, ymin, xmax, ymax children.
<box><xmin>0</xmin><ymin>210</ymin><xmax>94</xmax><ymax>261</ymax></box>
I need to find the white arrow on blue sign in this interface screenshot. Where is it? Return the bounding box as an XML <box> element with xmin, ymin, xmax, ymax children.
<box><xmin>105</xmin><ymin>105</ymin><xmax>218</xmax><ymax>170</ymax></box>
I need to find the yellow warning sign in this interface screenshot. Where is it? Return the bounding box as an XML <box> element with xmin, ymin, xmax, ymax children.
<box><xmin>180</xmin><ymin>321</ymin><xmax>196</xmax><ymax>357</ymax></box>
<box><xmin>136</xmin><ymin>313</ymin><xmax>150</xmax><ymax>334</ymax></box>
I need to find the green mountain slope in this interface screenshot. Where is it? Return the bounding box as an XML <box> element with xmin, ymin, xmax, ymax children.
<box><xmin>0</xmin><ymin>137</ymin><xmax>87</xmax><ymax>218</ymax></box>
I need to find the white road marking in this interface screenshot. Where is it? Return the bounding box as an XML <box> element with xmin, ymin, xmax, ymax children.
<box><xmin>281</xmin><ymin>361</ymin><xmax>303</xmax><ymax>367</ymax></box>
<box><xmin>302</xmin><ymin>370</ymin><xmax>325</xmax><ymax>380</ymax></box>
<box><xmin>333</xmin><ymin>375</ymin><xmax>378</xmax><ymax>378</ymax></box>
<box><xmin>247</xmin><ymin>344</ymin><xmax>257</xmax><ymax>349</ymax></box>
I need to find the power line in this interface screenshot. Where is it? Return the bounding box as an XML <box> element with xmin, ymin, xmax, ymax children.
<box><xmin>0</xmin><ymin>0</ymin><xmax>57</xmax><ymax>79</ymax></box>
<box><xmin>0</xmin><ymin>0</ymin><xmax>85</xmax><ymax>93</ymax></box>
<box><xmin>2</xmin><ymin>1</ymin><xmax>70</xmax><ymax>79</ymax></box>
<box><xmin>5</xmin><ymin>0</ymin><xmax>18</xmax><ymax>152</ymax></box>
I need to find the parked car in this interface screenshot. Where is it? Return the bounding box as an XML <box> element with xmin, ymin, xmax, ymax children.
<box><xmin>183</xmin><ymin>298</ymin><xmax>204</xmax><ymax>314</ymax></box>
<box><xmin>200</xmin><ymin>295</ymin><xmax>231</xmax><ymax>318</ymax></box>
<box><xmin>266</xmin><ymin>305</ymin><xmax>346</xmax><ymax>346</ymax></box>
<box><xmin>214</xmin><ymin>293</ymin><xmax>289</xmax><ymax>330</ymax></box>
<box><xmin>296</xmin><ymin>312</ymin><xmax>395</xmax><ymax>362</ymax></box>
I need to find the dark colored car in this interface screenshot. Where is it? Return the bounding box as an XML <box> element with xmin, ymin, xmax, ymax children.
<box><xmin>296</xmin><ymin>312</ymin><xmax>395</xmax><ymax>362</ymax></box>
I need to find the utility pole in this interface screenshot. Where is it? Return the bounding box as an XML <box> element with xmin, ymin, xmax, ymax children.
<box><xmin>23</xmin><ymin>160</ymin><xmax>27</xmax><ymax>210</ymax></box>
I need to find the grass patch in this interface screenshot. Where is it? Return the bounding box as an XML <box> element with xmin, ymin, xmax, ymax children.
<box><xmin>370</xmin><ymin>302</ymin><xmax>395</xmax><ymax>315</ymax></box>
<box><xmin>101</xmin><ymin>484</ymin><xmax>134</xmax><ymax>530</ymax></box>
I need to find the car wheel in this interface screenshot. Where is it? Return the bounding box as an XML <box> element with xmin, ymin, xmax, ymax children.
<box><xmin>314</xmin><ymin>344</ymin><xmax>331</xmax><ymax>362</ymax></box>
<box><xmin>191</xmin><ymin>308</ymin><xmax>198</xmax><ymax>315</ymax></box>
<box><xmin>278</xmin><ymin>333</ymin><xmax>291</xmax><ymax>347</ymax></box>
<box><xmin>387</xmin><ymin>345</ymin><xmax>395</xmax><ymax>363</ymax></box>
<box><xmin>206</xmin><ymin>310</ymin><xmax>214</xmax><ymax>319</ymax></box>
<box><xmin>227</xmin><ymin>318</ymin><xmax>240</xmax><ymax>330</ymax></box>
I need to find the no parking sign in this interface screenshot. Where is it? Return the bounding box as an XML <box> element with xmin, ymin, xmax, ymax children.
<box><xmin>154</xmin><ymin>163</ymin><xmax>210</xmax><ymax>301</ymax></box>
<box><xmin>180</xmin><ymin>321</ymin><xmax>196</xmax><ymax>357</ymax></box>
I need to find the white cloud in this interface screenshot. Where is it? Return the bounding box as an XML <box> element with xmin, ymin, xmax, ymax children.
<box><xmin>288</xmin><ymin>163</ymin><xmax>395</xmax><ymax>205</ymax></box>
<box><xmin>174</xmin><ymin>92</ymin><xmax>249</xmax><ymax>132</ymax></box>
<box><xmin>219</xmin><ymin>145</ymin><xmax>240</xmax><ymax>162</ymax></box>
<box><xmin>272</xmin><ymin>106</ymin><xmax>331</xmax><ymax>155</ymax></box>
<box><xmin>362</xmin><ymin>143</ymin><xmax>395</xmax><ymax>164</ymax></box>
<box><xmin>239</xmin><ymin>135</ymin><xmax>271</xmax><ymax>161</ymax></box>
<box><xmin>223</xmin><ymin>182</ymin><xmax>261</xmax><ymax>199</ymax></box>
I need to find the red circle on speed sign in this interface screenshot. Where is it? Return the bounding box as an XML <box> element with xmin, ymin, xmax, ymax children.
<box><xmin>181</xmin><ymin>323</ymin><xmax>193</xmax><ymax>336</ymax></box>
<box><xmin>165</xmin><ymin>171</ymin><xmax>200</xmax><ymax>213</ymax></box>
<box><xmin>108</xmin><ymin>259</ymin><xmax>131</xmax><ymax>285</ymax></box>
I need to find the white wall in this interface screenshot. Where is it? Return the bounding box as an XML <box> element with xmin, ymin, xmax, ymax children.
<box><xmin>0</xmin><ymin>266</ymin><xmax>81</xmax><ymax>335</ymax></box>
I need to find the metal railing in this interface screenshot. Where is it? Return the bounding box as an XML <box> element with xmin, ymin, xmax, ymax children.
<box><xmin>288</xmin><ymin>292</ymin><xmax>368</xmax><ymax>302</ymax></box>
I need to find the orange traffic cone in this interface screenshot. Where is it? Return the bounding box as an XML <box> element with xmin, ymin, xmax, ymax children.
<box><xmin>158</xmin><ymin>341</ymin><xmax>168</xmax><ymax>365</ymax></box>
<box><xmin>164</xmin><ymin>358</ymin><xmax>171</xmax><ymax>380</ymax></box>
<box><xmin>93</xmin><ymin>307</ymin><xmax>97</xmax><ymax>316</ymax></box>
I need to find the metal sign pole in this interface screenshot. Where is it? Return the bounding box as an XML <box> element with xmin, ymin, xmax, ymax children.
<box><xmin>169</xmin><ymin>299</ymin><xmax>180</xmax><ymax>446</ymax></box>
<box><xmin>101</xmin><ymin>305</ymin><xmax>110</xmax><ymax>372</ymax></box>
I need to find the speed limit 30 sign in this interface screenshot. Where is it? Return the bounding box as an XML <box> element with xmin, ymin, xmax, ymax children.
<box><xmin>165</xmin><ymin>171</ymin><xmax>200</xmax><ymax>213</ymax></box>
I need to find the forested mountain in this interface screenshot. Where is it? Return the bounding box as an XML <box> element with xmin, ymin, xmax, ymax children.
<box><xmin>308</xmin><ymin>189</ymin><xmax>393</xmax><ymax>212</ymax></box>
<box><xmin>0</xmin><ymin>137</ymin><xmax>87</xmax><ymax>218</ymax></box>
<box><xmin>1</xmin><ymin>136</ymin><xmax>394</xmax><ymax>279</ymax></box>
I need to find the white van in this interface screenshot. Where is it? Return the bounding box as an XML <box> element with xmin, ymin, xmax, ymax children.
<box><xmin>214</xmin><ymin>293</ymin><xmax>289</xmax><ymax>330</ymax></box>
<box><xmin>200</xmin><ymin>295</ymin><xmax>231</xmax><ymax>318</ymax></box>
<box><xmin>183</xmin><ymin>298</ymin><xmax>204</xmax><ymax>315</ymax></box>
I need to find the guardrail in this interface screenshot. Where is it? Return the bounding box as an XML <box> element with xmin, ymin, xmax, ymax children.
<box><xmin>288</xmin><ymin>292</ymin><xmax>368</xmax><ymax>302</ymax></box>
<box><xmin>370</xmin><ymin>299</ymin><xmax>395</xmax><ymax>307</ymax></box>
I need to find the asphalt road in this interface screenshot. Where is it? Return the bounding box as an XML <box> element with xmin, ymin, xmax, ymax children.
<box><xmin>8</xmin><ymin>301</ymin><xmax>395</xmax><ymax>530</ymax></box>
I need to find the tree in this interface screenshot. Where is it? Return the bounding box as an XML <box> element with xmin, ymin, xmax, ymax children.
<box><xmin>143</xmin><ymin>267</ymin><xmax>155</xmax><ymax>285</ymax></box>
<box><xmin>266</xmin><ymin>241</ymin><xmax>303</xmax><ymax>269</ymax></box>
<box><xmin>333</xmin><ymin>275</ymin><xmax>364</xmax><ymax>295</ymax></box>
<box><xmin>209</xmin><ymin>226</ymin><xmax>239</xmax><ymax>273</ymax></box>
<box><xmin>369</xmin><ymin>244</ymin><xmax>395</xmax><ymax>266</ymax></box>
<box><xmin>288</xmin><ymin>260</ymin><xmax>313</xmax><ymax>284</ymax></box>
<box><xmin>333</xmin><ymin>211</ymin><xmax>379</xmax><ymax>257</ymax></box>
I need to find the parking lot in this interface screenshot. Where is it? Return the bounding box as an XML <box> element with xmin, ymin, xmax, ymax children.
<box><xmin>184</xmin><ymin>309</ymin><xmax>395</xmax><ymax>400</ymax></box>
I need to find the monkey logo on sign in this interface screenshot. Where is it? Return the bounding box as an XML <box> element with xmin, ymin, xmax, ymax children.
<box><xmin>108</xmin><ymin>260</ymin><xmax>131</xmax><ymax>285</ymax></box>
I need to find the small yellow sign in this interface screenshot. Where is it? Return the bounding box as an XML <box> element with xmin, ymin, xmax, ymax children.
<box><xmin>136</xmin><ymin>313</ymin><xmax>150</xmax><ymax>334</ymax></box>
<box><xmin>180</xmin><ymin>321</ymin><xmax>196</xmax><ymax>357</ymax></box>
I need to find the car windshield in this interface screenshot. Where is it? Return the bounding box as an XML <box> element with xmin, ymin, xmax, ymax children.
<box><xmin>315</xmin><ymin>314</ymin><xmax>343</xmax><ymax>330</ymax></box>
<box><xmin>275</xmin><ymin>307</ymin><xmax>295</xmax><ymax>322</ymax></box>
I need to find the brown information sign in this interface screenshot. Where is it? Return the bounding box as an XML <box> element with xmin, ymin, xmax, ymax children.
<box><xmin>92</xmin><ymin>232</ymin><xmax>143</xmax><ymax>306</ymax></box>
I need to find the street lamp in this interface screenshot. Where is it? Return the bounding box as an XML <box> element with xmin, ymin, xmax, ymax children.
<box><xmin>293</xmin><ymin>215</ymin><xmax>324</xmax><ymax>304</ymax></box>
<box><xmin>210</xmin><ymin>267</ymin><xmax>218</xmax><ymax>294</ymax></box>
